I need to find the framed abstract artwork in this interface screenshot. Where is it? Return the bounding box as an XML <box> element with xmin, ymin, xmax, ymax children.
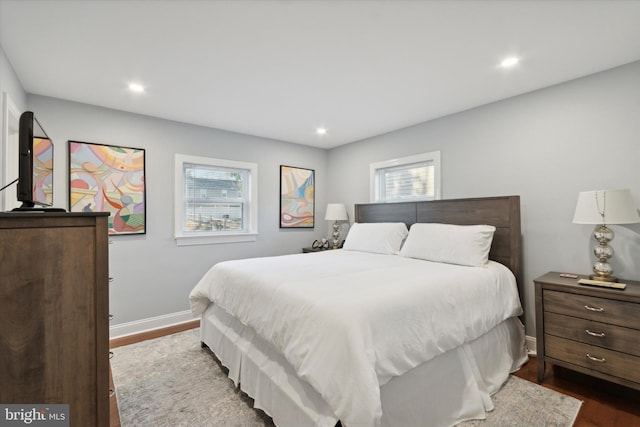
<box><xmin>280</xmin><ymin>165</ymin><xmax>315</xmax><ymax>228</ymax></box>
<box><xmin>68</xmin><ymin>141</ymin><xmax>146</xmax><ymax>235</ymax></box>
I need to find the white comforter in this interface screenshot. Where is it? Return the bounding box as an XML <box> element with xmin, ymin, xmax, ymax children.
<box><xmin>189</xmin><ymin>250</ymin><xmax>522</xmax><ymax>427</ymax></box>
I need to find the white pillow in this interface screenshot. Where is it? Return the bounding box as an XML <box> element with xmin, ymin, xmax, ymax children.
<box><xmin>342</xmin><ymin>222</ymin><xmax>408</xmax><ymax>255</ymax></box>
<box><xmin>399</xmin><ymin>223</ymin><xmax>496</xmax><ymax>267</ymax></box>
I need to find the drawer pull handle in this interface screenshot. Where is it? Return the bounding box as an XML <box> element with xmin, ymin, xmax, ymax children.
<box><xmin>584</xmin><ymin>305</ymin><xmax>604</xmax><ymax>312</ymax></box>
<box><xmin>586</xmin><ymin>354</ymin><xmax>606</xmax><ymax>363</ymax></box>
<box><xmin>585</xmin><ymin>329</ymin><xmax>605</xmax><ymax>338</ymax></box>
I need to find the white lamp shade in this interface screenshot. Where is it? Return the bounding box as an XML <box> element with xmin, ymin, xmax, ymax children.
<box><xmin>572</xmin><ymin>189</ymin><xmax>640</xmax><ymax>225</ymax></box>
<box><xmin>325</xmin><ymin>203</ymin><xmax>348</xmax><ymax>221</ymax></box>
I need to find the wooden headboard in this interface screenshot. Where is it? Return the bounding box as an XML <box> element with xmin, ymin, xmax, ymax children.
<box><xmin>354</xmin><ymin>195</ymin><xmax>522</xmax><ymax>285</ymax></box>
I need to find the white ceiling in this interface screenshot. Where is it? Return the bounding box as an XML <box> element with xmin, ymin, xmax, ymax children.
<box><xmin>2</xmin><ymin>0</ymin><xmax>640</xmax><ymax>149</ymax></box>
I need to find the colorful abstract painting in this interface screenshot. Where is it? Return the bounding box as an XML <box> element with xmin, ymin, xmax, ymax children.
<box><xmin>69</xmin><ymin>141</ymin><xmax>146</xmax><ymax>235</ymax></box>
<box><xmin>280</xmin><ymin>165</ymin><xmax>314</xmax><ymax>228</ymax></box>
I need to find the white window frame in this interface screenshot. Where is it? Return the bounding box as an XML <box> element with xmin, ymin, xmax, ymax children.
<box><xmin>175</xmin><ymin>154</ymin><xmax>258</xmax><ymax>246</ymax></box>
<box><xmin>370</xmin><ymin>151</ymin><xmax>441</xmax><ymax>203</ymax></box>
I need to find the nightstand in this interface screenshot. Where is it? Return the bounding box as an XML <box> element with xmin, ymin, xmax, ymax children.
<box><xmin>534</xmin><ymin>271</ymin><xmax>640</xmax><ymax>391</ymax></box>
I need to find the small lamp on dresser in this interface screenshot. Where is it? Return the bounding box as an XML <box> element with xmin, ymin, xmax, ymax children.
<box><xmin>572</xmin><ymin>188</ymin><xmax>640</xmax><ymax>282</ymax></box>
<box><xmin>325</xmin><ymin>203</ymin><xmax>348</xmax><ymax>249</ymax></box>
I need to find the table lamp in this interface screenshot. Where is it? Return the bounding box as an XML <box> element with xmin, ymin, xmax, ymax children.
<box><xmin>325</xmin><ymin>203</ymin><xmax>348</xmax><ymax>249</ymax></box>
<box><xmin>572</xmin><ymin>188</ymin><xmax>640</xmax><ymax>282</ymax></box>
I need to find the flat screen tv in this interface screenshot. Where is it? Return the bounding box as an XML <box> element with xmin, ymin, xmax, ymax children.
<box><xmin>14</xmin><ymin>111</ymin><xmax>60</xmax><ymax>210</ymax></box>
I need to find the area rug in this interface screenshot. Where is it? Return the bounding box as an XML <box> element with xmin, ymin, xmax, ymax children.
<box><xmin>110</xmin><ymin>329</ymin><xmax>582</xmax><ymax>427</ymax></box>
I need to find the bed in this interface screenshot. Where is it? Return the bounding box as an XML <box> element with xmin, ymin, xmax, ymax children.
<box><xmin>189</xmin><ymin>196</ymin><xmax>527</xmax><ymax>427</ymax></box>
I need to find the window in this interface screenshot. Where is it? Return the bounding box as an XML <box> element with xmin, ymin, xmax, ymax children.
<box><xmin>175</xmin><ymin>154</ymin><xmax>258</xmax><ymax>245</ymax></box>
<box><xmin>370</xmin><ymin>151</ymin><xmax>441</xmax><ymax>203</ymax></box>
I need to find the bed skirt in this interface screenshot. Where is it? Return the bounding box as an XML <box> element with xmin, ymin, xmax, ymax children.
<box><xmin>200</xmin><ymin>304</ymin><xmax>527</xmax><ymax>427</ymax></box>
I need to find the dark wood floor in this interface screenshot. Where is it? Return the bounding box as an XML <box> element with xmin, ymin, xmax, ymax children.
<box><xmin>110</xmin><ymin>324</ymin><xmax>640</xmax><ymax>427</ymax></box>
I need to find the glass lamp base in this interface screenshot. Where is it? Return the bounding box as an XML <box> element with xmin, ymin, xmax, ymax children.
<box><xmin>590</xmin><ymin>226</ymin><xmax>618</xmax><ymax>283</ymax></box>
<box><xmin>331</xmin><ymin>221</ymin><xmax>341</xmax><ymax>249</ymax></box>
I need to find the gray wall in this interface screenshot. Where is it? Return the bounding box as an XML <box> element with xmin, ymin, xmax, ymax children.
<box><xmin>328</xmin><ymin>60</ymin><xmax>640</xmax><ymax>336</ymax></box>
<box><xmin>0</xmin><ymin>46</ymin><xmax>26</xmax><ymax>113</ymax></box>
<box><xmin>27</xmin><ymin>95</ymin><xmax>329</xmax><ymax>325</ymax></box>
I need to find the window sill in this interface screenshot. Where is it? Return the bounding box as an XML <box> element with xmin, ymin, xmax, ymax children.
<box><xmin>175</xmin><ymin>232</ymin><xmax>258</xmax><ymax>246</ymax></box>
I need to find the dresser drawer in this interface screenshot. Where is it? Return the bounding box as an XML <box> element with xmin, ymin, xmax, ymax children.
<box><xmin>544</xmin><ymin>289</ymin><xmax>640</xmax><ymax>329</ymax></box>
<box><xmin>544</xmin><ymin>312</ymin><xmax>640</xmax><ymax>357</ymax></box>
<box><xmin>545</xmin><ymin>335</ymin><xmax>640</xmax><ymax>384</ymax></box>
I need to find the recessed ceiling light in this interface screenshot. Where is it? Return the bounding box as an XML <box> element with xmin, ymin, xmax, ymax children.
<box><xmin>128</xmin><ymin>83</ymin><xmax>145</xmax><ymax>93</ymax></box>
<box><xmin>499</xmin><ymin>57</ymin><xmax>520</xmax><ymax>68</ymax></box>
<box><xmin>316</xmin><ymin>127</ymin><xmax>327</xmax><ymax>135</ymax></box>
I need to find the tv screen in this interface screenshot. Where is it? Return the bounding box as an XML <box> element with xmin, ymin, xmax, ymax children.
<box><xmin>16</xmin><ymin>111</ymin><xmax>54</xmax><ymax>208</ymax></box>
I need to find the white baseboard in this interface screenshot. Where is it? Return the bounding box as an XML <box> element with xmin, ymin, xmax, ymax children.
<box><xmin>109</xmin><ymin>310</ymin><xmax>196</xmax><ymax>339</ymax></box>
<box><xmin>525</xmin><ymin>334</ymin><xmax>537</xmax><ymax>356</ymax></box>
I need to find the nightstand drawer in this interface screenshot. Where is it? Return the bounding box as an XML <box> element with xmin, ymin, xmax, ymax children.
<box><xmin>544</xmin><ymin>312</ymin><xmax>640</xmax><ymax>357</ymax></box>
<box><xmin>545</xmin><ymin>335</ymin><xmax>640</xmax><ymax>384</ymax></box>
<box><xmin>544</xmin><ymin>289</ymin><xmax>640</xmax><ymax>329</ymax></box>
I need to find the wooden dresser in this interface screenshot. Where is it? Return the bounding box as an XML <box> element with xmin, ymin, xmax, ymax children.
<box><xmin>535</xmin><ymin>271</ymin><xmax>640</xmax><ymax>391</ymax></box>
<box><xmin>0</xmin><ymin>212</ymin><xmax>110</xmax><ymax>427</ymax></box>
